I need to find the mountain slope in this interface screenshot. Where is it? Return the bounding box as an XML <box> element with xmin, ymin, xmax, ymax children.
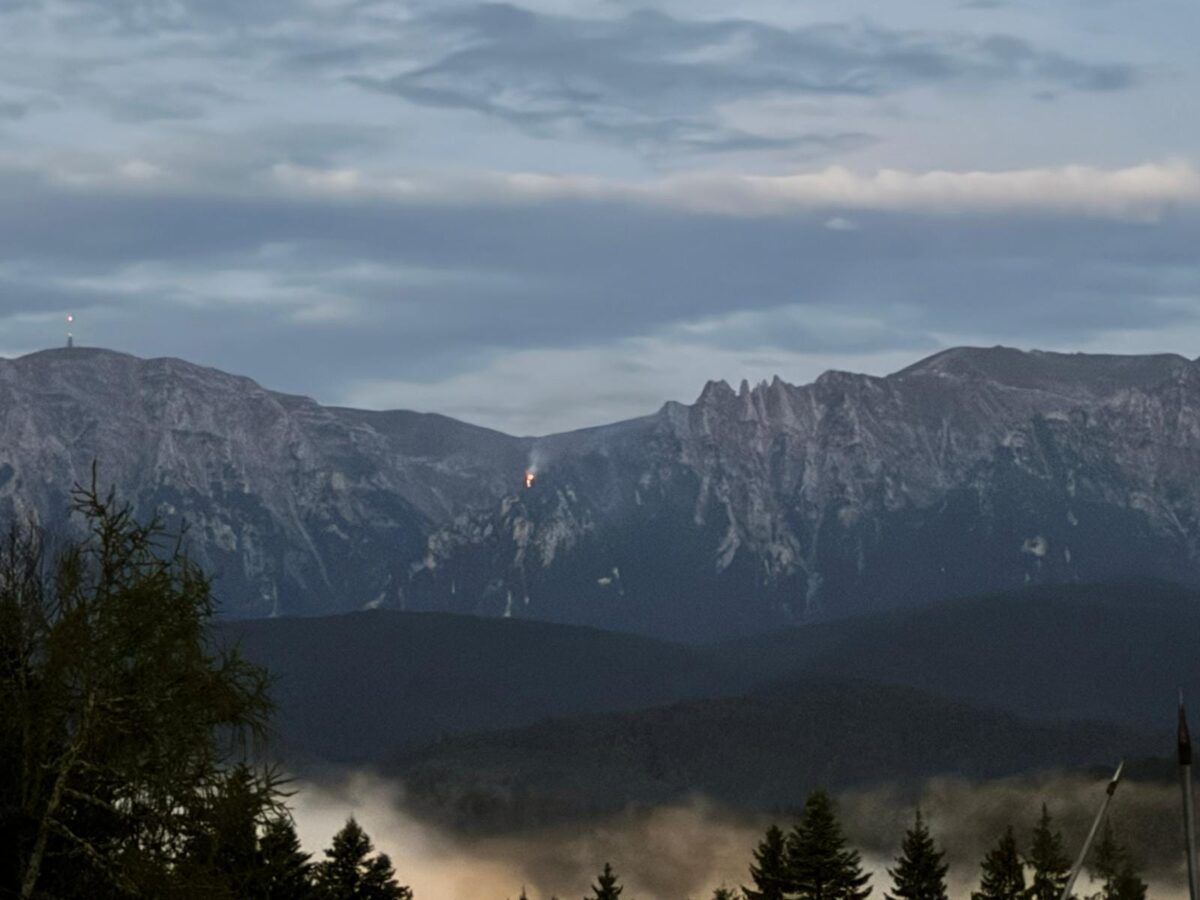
<box><xmin>717</xmin><ymin>580</ymin><xmax>1200</xmax><ymax>730</ymax></box>
<box><xmin>0</xmin><ymin>348</ymin><xmax>529</xmax><ymax>617</ymax></box>
<box><xmin>222</xmin><ymin>610</ymin><xmax>738</xmax><ymax>764</ymax></box>
<box><xmin>7</xmin><ymin>345</ymin><xmax>1200</xmax><ymax>634</ymax></box>
<box><xmin>227</xmin><ymin>583</ymin><xmax>1193</xmax><ymax>769</ymax></box>
<box><xmin>404</xmin><ymin>346</ymin><xmax>1200</xmax><ymax>637</ymax></box>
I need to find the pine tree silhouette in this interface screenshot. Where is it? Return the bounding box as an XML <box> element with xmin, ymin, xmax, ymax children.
<box><xmin>972</xmin><ymin>826</ymin><xmax>1026</xmax><ymax>900</ymax></box>
<box><xmin>1088</xmin><ymin>820</ymin><xmax>1147</xmax><ymax>900</ymax></box>
<box><xmin>258</xmin><ymin>816</ymin><xmax>315</xmax><ymax>899</ymax></box>
<box><xmin>589</xmin><ymin>863</ymin><xmax>625</xmax><ymax>900</ymax></box>
<box><xmin>1026</xmin><ymin>805</ymin><xmax>1070</xmax><ymax>900</ymax></box>
<box><xmin>314</xmin><ymin>817</ymin><xmax>412</xmax><ymax>900</ymax></box>
<box><xmin>745</xmin><ymin>825</ymin><xmax>790</xmax><ymax>900</ymax></box>
<box><xmin>886</xmin><ymin>811</ymin><xmax>948</xmax><ymax>900</ymax></box>
<box><xmin>786</xmin><ymin>790</ymin><xmax>872</xmax><ymax>900</ymax></box>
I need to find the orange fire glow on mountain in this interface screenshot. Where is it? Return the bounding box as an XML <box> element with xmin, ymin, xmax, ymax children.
<box><xmin>524</xmin><ymin>471</ymin><xmax>536</xmax><ymax>489</ymax></box>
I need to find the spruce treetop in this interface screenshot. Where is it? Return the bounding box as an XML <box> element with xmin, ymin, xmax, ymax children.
<box><xmin>787</xmin><ymin>790</ymin><xmax>872</xmax><ymax>900</ymax></box>
<box><xmin>1026</xmin><ymin>805</ymin><xmax>1070</xmax><ymax>900</ymax></box>
<box><xmin>314</xmin><ymin>816</ymin><xmax>412</xmax><ymax>900</ymax></box>
<box><xmin>590</xmin><ymin>862</ymin><xmax>625</xmax><ymax>900</ymax></box>
<box><xmin>1088</xmin><ymin>821</ymin><xmax>1147</xmax><ymax>900</ymax></box>
<box><xmin>886</xmin><ymin>811</ymin><xmax>948</xmax><ymax>900</ymax></box>
<box><xmin>745</xmin><ymin>824</ymin><xmax>790</xmax><ymax>900</ymax></box>
<box><xmin>972</xmin><ymin>826</ymin><xmax>1026</xmax><ymax>900</ymax></box>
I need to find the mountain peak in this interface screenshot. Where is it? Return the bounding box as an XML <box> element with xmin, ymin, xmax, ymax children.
<box><xmin>10</xmin><ymin>346</ymin><xmax>137</xmax><ymax>365</ymax></box>
<box><xmin>697</xmin><ymin>379</ymin><xmax>736</xmax><ymax>405</ymax></box>
<box><xmin>891</xmin><ymin>345</ymin><xmax>1194</xmax><ymax>397</ymax></box>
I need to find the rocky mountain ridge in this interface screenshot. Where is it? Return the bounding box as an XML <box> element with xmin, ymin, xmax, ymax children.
<box><xmin>0</xmin><ymin>348</ymin><xmax>529</xmax><ymax>617</ymax></box>
<box><xmin>403</xmin><ymin>346</ymin><xmax>1200</xmax><ymax>636</ymax></box>
<box><xmin>4</xmin><ymin>345</ymin><xmax>1200</xmax><ymax>637</ymax></box>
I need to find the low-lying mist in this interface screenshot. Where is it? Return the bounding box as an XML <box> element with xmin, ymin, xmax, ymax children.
<box><xmin>290</xmin><ymin>769</ymin><xmax>1190</xmax><ymax>900</ymax></box>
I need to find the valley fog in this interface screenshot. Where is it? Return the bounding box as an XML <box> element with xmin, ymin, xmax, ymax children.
<box><xmin>290</xmin><ymin>770</ymin><xmax>1191</xmax><ymax>900</ymax></box>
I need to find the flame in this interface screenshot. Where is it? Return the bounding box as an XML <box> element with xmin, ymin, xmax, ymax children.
<box><xmin>524</xmin><ymin>471</ymin><xmax>536</xmax><ymax>489</ymax></box>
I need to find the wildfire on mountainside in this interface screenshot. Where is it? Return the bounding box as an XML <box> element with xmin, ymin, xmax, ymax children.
<box><xmin>525</xmin><ymin>471</ymin><xmax>536</xmax><ymax>489</ymax></box>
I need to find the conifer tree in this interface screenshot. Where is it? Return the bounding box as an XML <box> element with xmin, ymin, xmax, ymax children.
<box><xmin>972</xmin><ymin>827</ymin><xmax>1026</xmax><ymax>900</ymax></box>
<box><xmin>589</xmin><ymin>863</ymin><xmax>624</xmax><ymax>900</ymax></box>
<box><xmin>713</xmin><ymin>888</ymin><xmax>741</xmax><ymax>900</ymax></box>
<box><xmin>1109</xmin><ymin>860</ymin><xmax>1147</xmax><ymax>900</ymax></box>
<box><xmin>259</xmin><ymin>816</ymin><xmax>315</xmax><ymax>899</ymax></box>
<box><xmin>180</xmin><ymin>764</ymin><xmax>281</xmax><ymax>898</ymax></box>
<box><xmin>786</xmin><ymin>790</ymin><xmax>872</xmax><ymax>900</ymax></box>
<box><xmin>1026</xmin><ymin>805</ymin><xmax>1070</xmax><ymax>900</ymax></box>
<box><xmin>1089</xmin><ymin>820</ymin><xmax>1122</xmax><ymax>900</ymax></box>
<box><xmin>886</xmin><ymin>812</ymin><xmax>948</xmax><ymax>900</ymax></box>
<box><xmin>744</xmin><ymin>825</ymin><xmax>790</xmax><ymax>900</ymax></box>
<box><xmin>1088</xmin><ymin>821</ymin><xmax>1146</xmax><ymax>900</ymax></box>
<box><xmin>314</xmin><ymin>817</ymin><xmax>412</xmax><ymax>900</ymax></box>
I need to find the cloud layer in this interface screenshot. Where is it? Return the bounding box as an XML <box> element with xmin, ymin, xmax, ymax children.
<box><xmin>1</xmin><ymin>0</ymin><xmax>1198</xmax><ymax>432</ymax></box>
<box><xmin>358</xmin><ymin>4</ymin><xmax>1137</xmax><ymax>156</ymax></box>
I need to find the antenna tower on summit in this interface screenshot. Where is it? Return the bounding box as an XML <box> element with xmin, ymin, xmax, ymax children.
<box><xmin>66</xmin><ymin>313</ymin><xmax>74</xmax><ymax>349</ymax></box>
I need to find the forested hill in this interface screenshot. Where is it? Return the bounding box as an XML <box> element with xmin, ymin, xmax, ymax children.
<box><xmin>222</xmin><ymin>610</ymin><xmax>744</xmax><ymax>763</ymax></box>
<box><xmin>386</xmin><ymin>680</ymin><xmax>1155</xmax><ymax>832</ymax></box>
<box><xmin>228</xmin><ymin>581</ymin><xmax>1191</xmax><ymax>773</ymax></box>
<box><xmin>713</xmin><ymin>580</ymin><xmax>1200</xmax><ymax>730</ymax></box>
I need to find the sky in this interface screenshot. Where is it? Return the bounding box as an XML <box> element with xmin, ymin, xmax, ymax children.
<box><xmin>2</xmin><ymin>0</ymin><xmax>1199</xmax><ymax>434</ymax></box>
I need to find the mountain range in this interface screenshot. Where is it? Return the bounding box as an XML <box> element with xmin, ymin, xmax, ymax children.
<box><xmin>7</xmin><ymin>345</ymin><xmax>1200</xmax><ymax>639</ymax></box>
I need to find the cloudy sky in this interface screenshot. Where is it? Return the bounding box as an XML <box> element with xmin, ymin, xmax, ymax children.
<box><xmin>2</xmin><ymin>0</ymin><xmax>1198</xmax><ymax>433</ymax></box>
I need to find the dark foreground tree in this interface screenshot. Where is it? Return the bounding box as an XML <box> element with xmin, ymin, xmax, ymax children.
<box><xmin>1090</xmin><ymin>820</ymin><xmax>1121</xmax><ymax>900</ymax></box>
<box><xmin>713</xmin><ymin>888</ymin><xmax>741</xmax><ymax>900</ymax></box>
<box><xmin>589</xmin><ymin>862</ymin><xmax>625</xmax><ymax>900</ymax></box>
<box><xmin>886</xmin><ymin>811</ymin><xmax>948</xmax><ymax>900</ymax></box>
<box><xmin>177</xmin><ymin>764</ymin><xmax>288</xmax><ymax>897</ymax></box>
<box><xmin>1089</xmin><ymin>821</ymin><xmax>1147</xmax><ymax>900</ymax></box>
<box><xmin>258</xmin><ymin>815</ymin><xmax>317</xmax><ymax>898</ymax></box>
<box><xmin>0</xmin><ymin>478</ymin><xmax>277</xmax><ymax>899</ymax></box>
<box><xmin>314</xmin><ymin>816</ymin><xmax>412</xmax><ymax>900</ymax></box>
<box><xmin>1108</xmin><ymin>859</ymin><xmax>1148</xmax><ymax>900</ymax></box>
<box><xmin>787</xmin><ymin>790</ymin><xmax>872</xmax><ymax>900</ymax></box>
<box><xmin>972</xmin><ymin>826</ymin><xmax>1026</xmax><ymax>900</ymax></box>
<box><xmin>1026</xmin><ymin>805</ymin><xmax>1070</xmax><ymax>900</ymax></box>
<box><xmin>744</xmin><ymin>824</ymin><xmax>789</xmax><ymax>900</ymax></box>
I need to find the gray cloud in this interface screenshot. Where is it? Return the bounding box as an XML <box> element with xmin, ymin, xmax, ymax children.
<box><xmin>0</xmin><ymin>0</ymin><xmax>1148</xmax><ymax>165</ymax></box>
<box><xmin>0</xmin><ymin>100</ymin><xmax>30</xmax><ymax>120</ymax></box>
<box><xmin>36</xmin><ymin>0</ymin><xmax>301</xmax><ymax>36</ymax></box>
<box><xmin>2</xmin><ymin>159</ymin><xmax>1198</xmax><ymax>433</ymax></box>
<box><xmin>0</xmin><ymin>1</ymin><xmax>1187</xmax><ymax>432</ymax></box>
<box><xmin>356</xmin><ymin>3</ymin><xmax>1138</xmax><ymax>155</ymax></box>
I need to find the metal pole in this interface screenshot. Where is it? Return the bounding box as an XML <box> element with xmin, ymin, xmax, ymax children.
<box><xmin>1058</xmin><ymin>761</ymin><xmax>1124</xmax><ymax>900</ymax></box>
<box><xmin>1182</xmin><ymin>692</ymin><xmax>1198</xmax><ymax>900</ymax></box>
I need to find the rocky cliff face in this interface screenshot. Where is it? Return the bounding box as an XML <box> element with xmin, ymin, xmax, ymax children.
<box><xmin>5</xmin><ymin>345</ymin><xmax>1200</xmax><ymax>637</ymax></box>
<box><xmin>403</xmin><ymin>347</ymin><xmax>1200</xmax><ymax>638</ymax></box>
<box><xmin>0</xmin><ymin>348</ymin><xmax>529</xmax><ymax>617</ymax></box>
